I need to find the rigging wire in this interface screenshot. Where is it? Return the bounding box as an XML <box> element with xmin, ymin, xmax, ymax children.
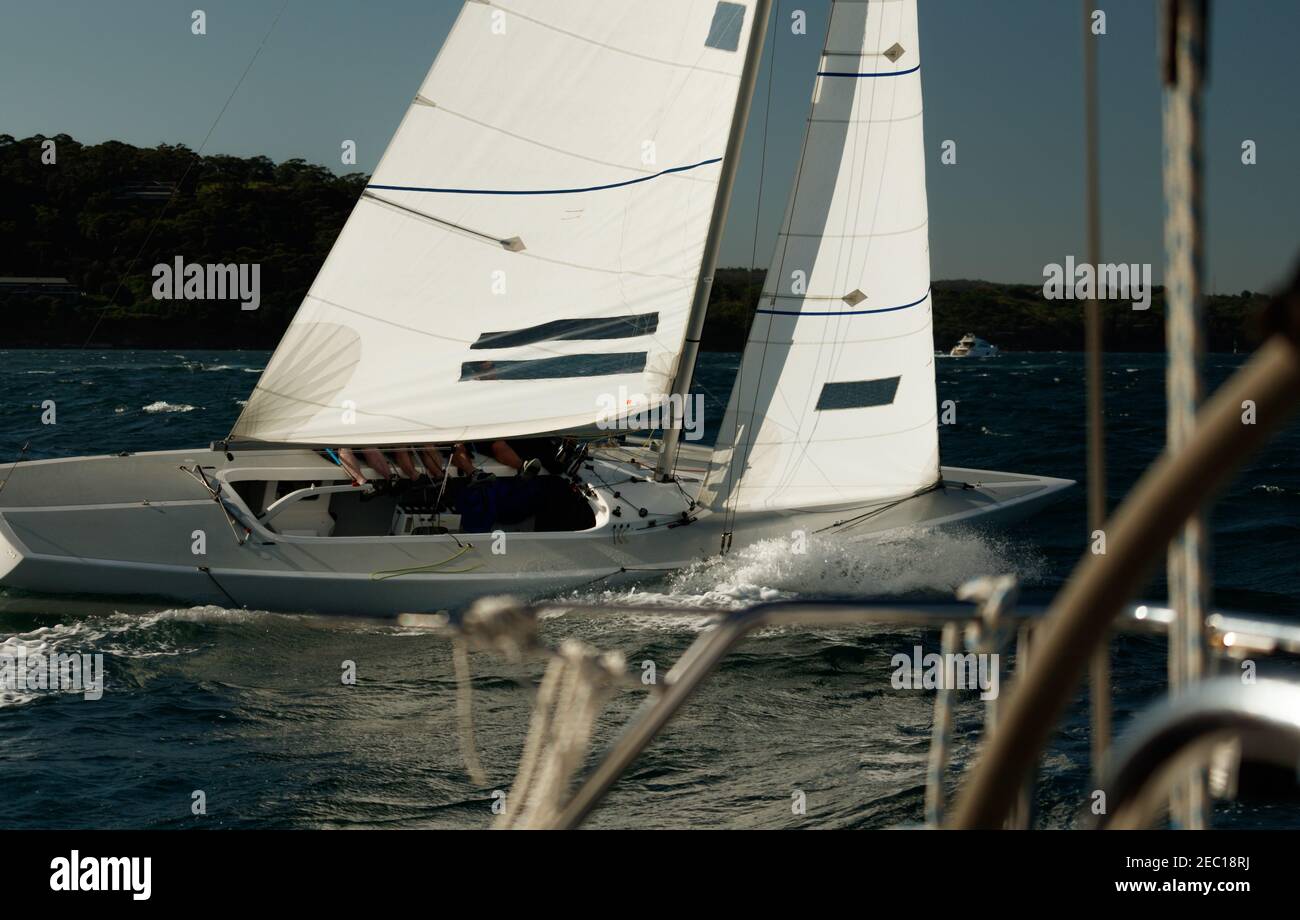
<box><xmin>810</xmin><ymin>480</ymin><xmax>944</xmax><ymax>535</ymax></box>
<box><xmin>1081</xmin><ymin>0</ymin><xmax>1113</xmax><ymax>792</ymax></box>
<box><xmin>179</xmin><ymin>464</ymin><xmax>252</xmax><ymax>546</ymax></box>
<box><xmin>719</xmin><ymin>0</ymin><xmax>789</xmax><ymax>546</ymax></box>
<box><xmin>1161</xmin><ymin>0</ymin><xmax>1212</xmax><ymax>830</ymax></box>
<box><xmin>198</xmin><ymin>566</ymin><xmax>242</xmax><ymax>609</ymax></box>
<box><xmin>560</xmin><ymin>562</ymin><xmax>695</xmax><ymax>598</ymax></box>
<box><xmin>0</xmin><ymin>442</ymin><xmax>31</xmax><ymax>498</ymax></box>
<box><xmin>583</xmin><ymin>462</ymin><xmax>653</xmax><ymax>520</ymax></box>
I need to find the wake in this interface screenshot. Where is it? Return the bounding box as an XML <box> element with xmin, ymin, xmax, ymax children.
<box><xmin>562</xmin><ymin>527</ymin><xmax>1045</xmax><ymax>614</ymax></box>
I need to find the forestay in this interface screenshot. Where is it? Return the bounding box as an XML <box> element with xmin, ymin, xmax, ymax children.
<box><xmin>704</xmin><ymin>0</ymin><xmax>940</xmax><ymax>512</ymax></box>
<box><xmin>233</xmin><ymin>0</ymin><xmax>760</xmax><ymax>446</ymax></box>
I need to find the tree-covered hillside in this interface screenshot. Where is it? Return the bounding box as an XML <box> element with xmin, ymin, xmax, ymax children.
<box><xmin>1</xmin><ymin>134</ymin><xmax>365</xmax><ymax>348</ymax></box>
<box><xmin>0</xmin><ymin>135</ymin><xmax>1272</xmax><ymax>352</ymax></box>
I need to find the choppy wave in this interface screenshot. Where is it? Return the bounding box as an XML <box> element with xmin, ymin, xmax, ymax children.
<box><xmin>142</xmin><ymin>401</ymin><xmax>197</xmax><ymax>413</ymax></box>
<box><xmin>0</xmin><ymin>606</ymin><xmax>268</xmax><ymax>708</ymax></box>
<box><xmin>1252</xmin><ymin>484</ymin><xmax>1297</xmax><ymax>496</ymax></box>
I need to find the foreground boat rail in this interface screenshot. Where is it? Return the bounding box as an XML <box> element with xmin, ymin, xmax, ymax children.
<box><xmin>1097</xmin><ymin>677</ymin><xmax>1300</xmax><ymax>829</ymax></box>
<box><xmin>409</xmin><ymin>595</ymin><xmax>1300</xmax><ymax>829</ymax></box>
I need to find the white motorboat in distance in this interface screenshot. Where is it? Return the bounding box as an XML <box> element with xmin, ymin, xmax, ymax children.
<box><xmin>949</xmin><ymin>334</ymin><xmax>1000</xmax><ymax>357</ymax></box>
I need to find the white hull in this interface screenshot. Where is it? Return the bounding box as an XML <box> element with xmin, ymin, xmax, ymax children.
<box><xmin>949</xmin><ymin>335</ymin><xmax>999</xmax><ymax>357</ymax></box>
<box><xmin>950</xmin><ymin>345</ymin><xmax>999</xmax><ymax>357</ymax></box>
<box><xmin>0</xmin><ymin>442</ymin><xmax>1070</xmax><ymax>616</ymax></box>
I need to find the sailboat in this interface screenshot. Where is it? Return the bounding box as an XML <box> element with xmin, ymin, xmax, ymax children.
<box><xmin>0</xmin><ymin>0</ymin><xmax>1070</xmax><ymax>616</ymax></box>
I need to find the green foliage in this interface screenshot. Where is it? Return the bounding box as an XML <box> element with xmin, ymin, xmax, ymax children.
<box><xmin>1</xmin><ymin>135</ymin><xmax>365</xmax><ymax>347</ymax></box>
<box><xmin>0</xmin><ymin>135</ymin><xmax>1271</xmax><ymax>352</ymax></box>
<box><xmin>706</xmin><ymin>271</ymin><xmax>1270</xmax><ymax>353</ymax></box>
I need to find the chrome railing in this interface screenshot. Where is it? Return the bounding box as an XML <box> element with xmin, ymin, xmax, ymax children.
<box><xmin>410</xmin><ymin>593</ymin><xmax>1300</xmax><ymax>829</ymax></box>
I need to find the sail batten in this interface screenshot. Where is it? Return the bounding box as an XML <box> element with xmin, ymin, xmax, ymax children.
<box><xmin>233</xmin><ymin>0</ymin><xmax>760</xmax><ymax>447</ymax></box>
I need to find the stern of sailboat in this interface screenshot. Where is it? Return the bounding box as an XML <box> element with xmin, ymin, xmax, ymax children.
<box><xmin>0</xmin><ymin>447</ymin><xmax>715</xmax><ymax>615</ymax></box>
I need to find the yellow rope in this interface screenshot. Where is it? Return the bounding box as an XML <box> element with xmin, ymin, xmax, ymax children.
<box><xmin>370</xmin><ymin>544</ymin><xmax>481</xmax><ymax>580</ymax></box>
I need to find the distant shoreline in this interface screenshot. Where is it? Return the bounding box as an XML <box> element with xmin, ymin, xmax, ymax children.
<box><xmin>2</xmin><ymin>271</ymin><xmax>1270</xmax><ymax>354</ymax></box>
<box><xmin>1</xmin><ymin>136</ymin><xmax>1272</xmax><ymax>354</ymax></box>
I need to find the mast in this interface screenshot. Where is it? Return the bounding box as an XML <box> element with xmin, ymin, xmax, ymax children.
<box><xmin>655</xmin><ymin>0</ymin><xmax>774</xmax><ymax>479</ymax></box>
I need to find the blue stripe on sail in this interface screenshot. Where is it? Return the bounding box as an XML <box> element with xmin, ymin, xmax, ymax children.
<box><xmin>817</xmin><ymin>64</ymin><xmax>921</xmax><ymax>78</ymax></box>
<box><xmin>367</xmin><ymin>157</ymin><xmax>722</xmax><ymax>197</ymax></box>
<box><xmin>756</xmin><ymin>290</ymin><xmax>930</xmax><ymax>317</ymax></box>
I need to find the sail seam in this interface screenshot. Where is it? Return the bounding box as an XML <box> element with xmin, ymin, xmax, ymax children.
<box><xmin>241</xmin><ymin>379</ymin><xmax>645</xmax><ymax>442</ymax></box>
<box><xmin>484</xmin><ymin>2</ymin><xmax>742</xmax><ymax>77</ymax></box>
<box><xmin>359</xmin><ymin>196</ymin><xmax>698</xmax><ymax>281</ymax></box>
<box><xmin>300</xmin><ymin>293</ymin><xmax>683</xmax><ymax>374</ymax></box>
<box><xmin>415</xmin><ymin>102</ymin><xmax>715</xmax><ymax>185</ymax></box>
<box><xmin>729</xmin><ymin>413</ymin><xmax>939</xmax><ymax>441</ymax></box>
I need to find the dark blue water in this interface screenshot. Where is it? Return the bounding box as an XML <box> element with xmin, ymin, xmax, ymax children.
<box><xmin>1</xmin><ymin>349</ymin><xmax>1297</xmax><ymax>828</ymax></box>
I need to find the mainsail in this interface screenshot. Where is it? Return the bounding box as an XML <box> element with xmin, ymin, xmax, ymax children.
<box><xmin>705</xmin><ymin>0</ymin><xmax>940</xmax><ymax>512</ymax></box>
<box><xmin>233</xmin><ymin>1</ymin><xmax>762</xmax><ymax>446</ymax></box>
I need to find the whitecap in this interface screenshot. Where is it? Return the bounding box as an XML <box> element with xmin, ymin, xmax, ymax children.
<box><xmin>142</xmin><ymin>401</ymin><xmax>197</xmax><ymax>413</ymax></box>
<box><xmin>0</xmin><ymin>605</ymin><xmax>265</xmax><ymax>708</ymax></box>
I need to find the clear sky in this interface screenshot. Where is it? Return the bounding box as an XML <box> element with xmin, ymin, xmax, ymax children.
<box><xmin>1</xmin><ymin>0</ymin><xmax>1295</xmax><ymax>293</ymax></box>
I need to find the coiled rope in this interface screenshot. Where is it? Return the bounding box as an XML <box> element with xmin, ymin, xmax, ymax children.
<box><xmin>439</xmin><ymin>596</ymin><xmax>634</xmax><ymax>829</ymax></box>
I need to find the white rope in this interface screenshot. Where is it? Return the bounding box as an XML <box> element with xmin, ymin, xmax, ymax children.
<box><xmin>495</xmin><ymin>649</ymin><xmax>566</xmax><ymax>826</ymax></box>
<box><xmin>1162</xmin><ymin>0</ymin><xmax>1211</xmax><ymax>830</ymax></box>
<box><xmin>441</xmin><ymin>596</ymin><xmax>631</xmax><ymax>829</ymax></box>
<box><xmin>450</xmin><ymin>596</ymin><xmax>542</xmax><ymax>789</ymax></box>
<box><xmin>495</xmin><ymin>641</ymin><xmax>627</xmax><ymax>830</ymax></box>
<box><xmin>452</xmin><ymin>637</ymin><xmax>489</xmax><ymax>787</ymax></box>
